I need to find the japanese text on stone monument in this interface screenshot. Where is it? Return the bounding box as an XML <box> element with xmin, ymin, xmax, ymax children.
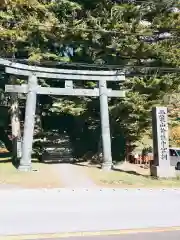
<box><xmin>158</xmin><ymin>109</ymin><xmax>168</xmax><ymax>161</ymax></box>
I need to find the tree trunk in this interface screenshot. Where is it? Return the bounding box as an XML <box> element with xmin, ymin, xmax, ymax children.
<box><xmin>10</xmin><ymin>93</ymin><xmax>21</xmax><ymax>164</ymax></box>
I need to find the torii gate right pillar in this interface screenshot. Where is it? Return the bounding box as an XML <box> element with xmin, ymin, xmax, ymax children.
<box><xmin>99</xmin><ymin>80</ymin><xmax>112</xmax><ymax>170</ymax></box>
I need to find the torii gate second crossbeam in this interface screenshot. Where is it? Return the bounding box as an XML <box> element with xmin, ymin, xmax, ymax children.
<box><xmin>2</xmin><ymin>59</ymin><xmax>125</xmax><ymax>171</ymax></box>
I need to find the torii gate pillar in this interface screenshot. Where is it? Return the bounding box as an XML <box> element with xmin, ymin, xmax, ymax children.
<box><xmin>2</xmin><ymin>58</ymin><xmax>125</xmax><ymax>171</ymax></box>
<box><xmin>99</xmin><ymin>80</ymin><xmax>112</xmax><ymax>170</ymax></box>
<box><xmin>18</xmin><ymin>74</ymin><xmax>37</xmax><ymax>171</ymax></box>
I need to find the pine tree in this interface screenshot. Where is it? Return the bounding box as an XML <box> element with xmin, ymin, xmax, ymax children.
<box><xmin>0</xmin><ymin>0</ymin><xmax>180</xmax><ymax>158</ymax></box>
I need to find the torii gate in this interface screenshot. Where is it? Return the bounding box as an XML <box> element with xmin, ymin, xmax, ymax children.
<box><xmin>0</xmin><ymin>58</ymin><xmax>125</xmax><ymax>171</ymax></box>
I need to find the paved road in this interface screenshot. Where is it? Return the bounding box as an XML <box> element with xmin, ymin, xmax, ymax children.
<box><xmin>30</xmin><ymin>231</ymin><xmax>180</xmax><ymax>240</ymax></box>
<box><xmin>1</xmin><ymin>189</ymin><xmax>180</xmax><ymax>235</ymax></box>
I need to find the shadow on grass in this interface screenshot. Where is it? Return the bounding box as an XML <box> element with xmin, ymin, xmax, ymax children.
<box><xmin>73</xmin><ymin>161</ymin><xmax>158</xmax><ymax>180</ymax></box>
<box><xmin>73</xmin><ymin>161</ymin><xmax>152</xmax><ymax>178</ymax></box>
<box><xmin>72</xmin><ymin>161</ymin><xmax>153</xmax><ymax>179</ymax></box>
<box><xmin>0</xmin><ymin>152</ymin><xmax>12</xmax><ymax>159</ymax></box>
<box><xmin>42</xmin><ymin>160</ymin><xmax>75</xmax><ymax>164</ymax></box>
<box><xmin>0</xmin><ymin>152</ymin><xmax>12</xmax><ymax>163</ymax></box>
<box><xmin>71</xmin><ymin>161</ymin><xmax>101</xmax><ymax>169</ymax></box>
<box><xmin>0</xmin><ymin>152</ymin><xmax>19</xmax><ymax>170</ymax></box>
<box><xmin>40</xmin><ymin>157</ymin><xmax>90</xmax><ymax>165</ymax></box>
<box><xmin>0</xmin><ymin>159</ymin><xmax>12</xmax><ymax>163</ymax></box>
<box><xmin>112</xmin><ymin>167</ymin><xmax>150</xmax><ymax>178</ymax></box>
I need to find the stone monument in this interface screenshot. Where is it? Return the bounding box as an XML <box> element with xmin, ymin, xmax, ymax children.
<box><xmin>150</xmin><ymin>106</ymin><xmax>176</xmax><ymax>178</ymax></box>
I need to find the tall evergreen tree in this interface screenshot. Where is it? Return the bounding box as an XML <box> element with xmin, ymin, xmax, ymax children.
<box><xmin>0</xmin><ymin>0</ymin><xmax>180</xmax><ymax>157</ymax></box>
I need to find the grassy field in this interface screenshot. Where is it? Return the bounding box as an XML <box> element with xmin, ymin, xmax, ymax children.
<box><xmin>1</xmin><ymin>155</ymin><xmax>180</xmax><ymax>189</ymax></box>
<box><xmin>82</xmin><ymin>162</ymin><xmax>180</xmax><ymax>188</ymax></box>
<box><xmin>0</xmin><ymin>157</ymin><xmax>62</xmax><ymax>188</ymax></box>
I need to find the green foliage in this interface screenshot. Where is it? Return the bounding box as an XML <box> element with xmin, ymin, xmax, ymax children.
<box><xmin>0</xmin><ymin>0</ymin><xmax>180</xmax><ymax>159</ymax></box>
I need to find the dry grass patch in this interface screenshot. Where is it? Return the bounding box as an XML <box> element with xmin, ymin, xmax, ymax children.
<box><xmin>0</xmin><ymin>159</ymin><xmax>62</xmax><ymax>188</ymax></box>
<box><xmin>82</xmin><ymin>162</ymin><xmax>180</xmax><ymax>188</ymax></box>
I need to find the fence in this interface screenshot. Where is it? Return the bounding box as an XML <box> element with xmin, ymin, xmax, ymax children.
<box><xmin>133</xmin><ymin>155</ymin><xmax>153</xmax><ymax>165</ymax></box>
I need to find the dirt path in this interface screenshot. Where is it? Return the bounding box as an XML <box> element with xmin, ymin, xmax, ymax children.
<box><xmin>55</xmin><ymin>163</ymin><xmax>97</xmax><ymax>188</ymax></box>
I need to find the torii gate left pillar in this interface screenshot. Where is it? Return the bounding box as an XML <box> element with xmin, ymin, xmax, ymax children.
<box><xmin>18</xmin><ymin>74</ymin><xmax>37</xmax><ymax>171</ymax></box>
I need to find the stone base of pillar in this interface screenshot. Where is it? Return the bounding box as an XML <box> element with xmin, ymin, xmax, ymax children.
<box><xmin>18</xmin><ymin>164</ymin><xmax>32</xmax><ymax>172</ymax></box>
<box><xmin>150</xmin><ymin>165</ymin><xmax>176</xmax><ymax>178</ymax></box>
<box><xmin>101</xmin><ymin>162</ymin><xmax>113</xmax><ymax>171</ymax></box>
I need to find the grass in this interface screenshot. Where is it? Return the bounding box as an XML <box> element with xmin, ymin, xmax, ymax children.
<box><xmin>83</xmin><ymin>163</ymin><xmax>180</xmax><ymax>188</ymax></box>
<box><xmin>2</xmin><ymin>154</ymin><xmax>180</xmax><ymax>189</ymax></box>
<box><xmin>0</xmin><ymin>157</ymin><xmax>62</xmax><ymax>189</ymax></box>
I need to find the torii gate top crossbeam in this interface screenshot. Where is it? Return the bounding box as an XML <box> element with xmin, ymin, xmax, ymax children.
<box><xmin>3</xmin><ymin>59</ymin><xmax>126</xmax><ymax>97</ymax></box>
<box><xmin>5</xmin><ymin>66</ymin><xmax>125</xmax><ymax>81</ymax></box>
<box><xmin>0</xmin><ymin>58</ymin><xmax>125</xmax><ymax>81</ymax></box>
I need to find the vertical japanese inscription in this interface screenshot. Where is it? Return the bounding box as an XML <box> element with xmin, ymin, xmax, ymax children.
<box><xmin>152</xmin><ymin>107</ymin><xmax>170</xmax><ymax>166</ymax></box>
<box><xmin>158</xmin><ymin>109</ymin><xmax>168</xmax><ymax>161</ymax></box>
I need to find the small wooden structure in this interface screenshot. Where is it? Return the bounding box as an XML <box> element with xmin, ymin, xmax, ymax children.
<box><xmin>0</xmin><ymin>58</ymin><xmax>125</xmax><ymax>171</ymax></box>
